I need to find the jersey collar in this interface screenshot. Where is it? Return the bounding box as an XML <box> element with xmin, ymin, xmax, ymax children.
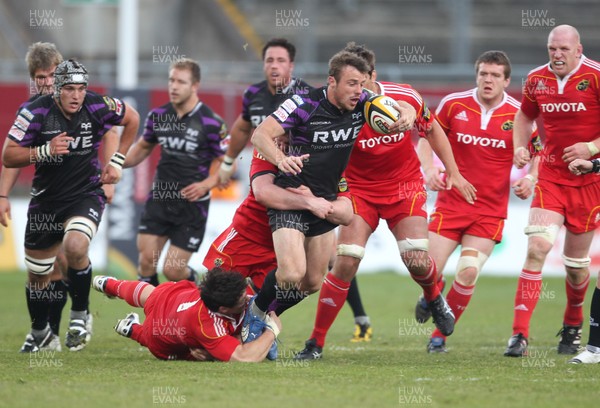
<box><xmin>471</xmin><ymin>87</ymin><xmax>508</xmax><ymax>130</ymax></box>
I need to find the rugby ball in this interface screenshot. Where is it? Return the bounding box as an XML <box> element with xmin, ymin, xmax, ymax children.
<box><xmin>364</xmin><ymin>95</ymin><xmax>400</xmax><ymax>134</ymax></box>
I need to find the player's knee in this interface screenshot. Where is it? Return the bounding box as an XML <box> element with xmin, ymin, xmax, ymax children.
<box><xmin>138</xmin><ymin>249</ymin><xmax>158</xmax><ymax>272</ymax></box>
<box><xmin>300</xmin><ymin>279</ymin><xmax>322</xmax><ymax>294</ymax></box>
<box><xmin>524</xmin><ymin>224</ymin><xmax>558</xmax><ymax>257</ymax></box>
<box><xmin>455</xmin><ymin>247</ymin><xmax>488</xmax><ymax>286</ymax></box>
<box><xmin>455</xmin><ymin>268</ymin><xmax>478</xmax><ymax>286</ymax></box>
<box><xmin>398</xmin><ymin>238</ymin><xmax>429</xmax><ymax>273</ymax></box>
<box><xmin>526</xmin><ymin>242</ymin><xmax>551</xmax><ymax>265</ymax></box>
<box><xmin>63</xmin><ymin>217</ymin><xmax>95</xmax><ymax>259</ymax></box>
<box><xmin>163</xmin><ymin>263</ymin><xmax>188</xmax><ymax>281</ymax></box>
<box><xmin>565</xmin><ymin>267</ymin><xmax>590</xmax><ymax>285</ymax></box>
<box><xmin>525</xmin><ymin>228</ymin><xmax>554</xmax><ymax>263</ymax></box>
<box><xmin>25</xmin><ymin>255</ymin><xmax>56</xmax><ymax>275</ymax></box>
<box><xmin>397</xmin><ymin>238</ymin><xmax>429</xmax><ymax>255</ymax></box>
<box><xmin>275</xmin><ymin>257</ymin><xmax>305</xmax><ymax>283</ymax></box>
<box><xmin>277</xmin><ymin>266</ymin><xmax>304</xmax><ymax>284</ymax></box>
<box><xmin>64</xmin><ymin>217</ymin><xmax>97</xmax><ymax>243</ymax></box>
<box><xmin>62</xmin><ymin>237</ymin><xmax>89</xmax><ymax>263</ymax></box>
<box><xmin>332</xmin><ymin>255</ymin><xmax>360</xmax><ymax>281</ymax></box>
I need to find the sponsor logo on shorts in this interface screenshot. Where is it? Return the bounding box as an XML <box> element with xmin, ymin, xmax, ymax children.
<box><xmin>88</xmin><ymin>208</ymin><xmax>99</xmax><ymax>221</ymax></box>
<box><xmin>338</xmin><ymin>177</ymin><xmax>348</xmax><ymax>193</ymax></box>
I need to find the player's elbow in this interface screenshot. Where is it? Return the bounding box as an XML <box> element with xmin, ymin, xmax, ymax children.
<box><xmin>251</xmin><ymin>176</ymin><xmax>276</xmax><ymax>208</ymax></box>
<box><xmin>250</xmin><ymin>130</ymin><xmax>261</xmax><ymax>147</ymax></box>
<box><xmin>2</xmin><ymin>153</ymin><xmax>21</xmax><ymax>168</ymax></box>
<box><xmin>253</xmin><ymin>188</ymin><xmax>271</xmax><ymax>208</ymax></box>
<box><xmin>329</xmin><ymin>197</ymin><xmax>354</xmax><ymax>226</ymax></box>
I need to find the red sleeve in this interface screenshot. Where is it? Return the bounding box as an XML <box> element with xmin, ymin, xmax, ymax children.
<box><xmin>434</xmin><ymin>97</ymin><xmax>452</xmax><ymax>134</ymax></box>
<box><xmin>249</xmin><ymin>149</ymin><xmax>277</xmax><ymax>182</ymax></box>
<box><xmin>393</xmin><ymin>86</ymin><xmax>435</xmax><ymax>137</ymax></box>
<box><xmin>195</xmin><ymin>308</ymin><xmax>242</xmax><ymax>361</ymax></box>
<box><xmin>520</xmin><ymin>76</ymin><xmax>540</xmax><ymax>120</ymax></box>
<box><xmin>202</xmin><ymin>335</ymin><xmax>241</xmax><ymax>362</ymax></box>
<box><xmin>527</xmin><ymin>124</ymin><xmax>543</xmax><ymax>155</ymax></box>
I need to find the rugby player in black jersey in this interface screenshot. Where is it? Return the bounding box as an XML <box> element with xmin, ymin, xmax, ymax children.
<box><xmin>242</xmin><ymin>50</ymin><xmax>413</xmax><ymax>343</ymax></box>
<box><xmin>123</xmin><ymin>58</ymin><xmax>228</xmax><ymax>286</ymax></box>
<box><xmin>3</xmin><ymin>59</ymin><xmax>139</xmax><ymax>351</ymax></box>
<box><xmin>217</xmin><ymin>38</ymin><xmax>311</xmax><ymax>186</ymax></box>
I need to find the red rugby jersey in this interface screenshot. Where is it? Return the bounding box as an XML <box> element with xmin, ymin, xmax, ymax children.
<box><xmin>521</xmin><ymin>56</ymin><xmax>600</xmax><ymax>186</ymax></box>
<box><xmin>345</xmin><ymin>82</ymin><xmax>435</xmax><ymax>195</ymax></box>
<box><xmin>434</xmin><ymin>88</ymin><xmax>539</xmax><ymax>218</ymax></box>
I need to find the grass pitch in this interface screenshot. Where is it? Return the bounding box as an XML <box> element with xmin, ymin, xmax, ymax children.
<box><xmin>0</xmin><ymin>271</ymin><xmax>598</xmax><ymax>408</ymax></box>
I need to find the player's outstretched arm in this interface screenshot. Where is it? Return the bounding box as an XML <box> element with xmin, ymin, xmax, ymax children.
<box><xmin>425</xmin><ymin>120</ymin><xmax>476</xmax><ymax>204</ymax></box>
<box><xmin>416</xmin><ymin>138</ymin><xmax>446</xmax><ymax>191</ymax></box>
<box><xmin>251</xmin><ymin>116</ymin><xmax>308</xmax><ymax>175</ymax></box>
<box><xmin>229</xmin><ymin>312</ymin><xmax>281</xmax><ymax>363</ymax></box>
<box><xmin>218</xmin><ymin>115</ymin><xmax>253</xmax><ymax>185</ymax></box>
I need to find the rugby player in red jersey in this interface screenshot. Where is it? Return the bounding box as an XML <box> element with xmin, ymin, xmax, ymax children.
<box><xmin>415</xmin><ymin>50</ymin><xmax>541</xmax><ymax>353</ymax></box>
<box><xmin>93</xmin><ymin>268</ymin><xmax>280</xmax><ymax>362</ymax></box>
<box><xmin>504</xmin><ymin>25</ymin><xmax>600</xmax><ymax>359</ymax></box>
<box><xmin>295</xmin><ymin>43</ymin><xmax>476</xmax><ymax>360</ymax></box>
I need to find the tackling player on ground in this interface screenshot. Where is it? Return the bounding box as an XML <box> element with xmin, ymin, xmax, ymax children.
<box><xmin>93</xmin><ymin>268</ymin><xmax>281</xmax><ymax>362</ymax></box>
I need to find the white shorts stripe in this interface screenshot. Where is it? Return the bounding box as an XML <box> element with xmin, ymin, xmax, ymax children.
<box><xmin>217</xmin><ymin>228</ymin><xmax>238</xmax><ymax>253</ymax></box>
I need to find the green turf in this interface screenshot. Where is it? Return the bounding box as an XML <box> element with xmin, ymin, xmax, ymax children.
<box><xmin>0</xmin><ymin>271</ymin><xmax>598</xmax><ymax>408</ymax></box>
